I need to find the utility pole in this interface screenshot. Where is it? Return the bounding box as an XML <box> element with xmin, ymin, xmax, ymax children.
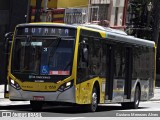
<box><xmin>34</xmin><ymin>0</ymin><xmax>42</xmax><ymax>22</ymax></box>
<box><xmin>122</xmin><ymin>0</ymin><xmax>128</xmax><ymax>27</ymax></box>
<box><xmin>41</xmin><ymin>0</ymin><xmax>48</xmax><ymax>22</ymax></box>
<box><xmin>26</xmin><ymin>0</ymin><xmax>31</xmax><ymax>23</ymax></box>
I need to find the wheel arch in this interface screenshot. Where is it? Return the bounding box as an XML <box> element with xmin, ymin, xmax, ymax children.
<box><xmin>136</xmin><ymin>82</ymin><xmax>141</xmax><ymax>98</ymax></box>
<box><xmin>133</xmin><ymin>79</ymin><xmax>141</xmax><ymax>93</ymax></box>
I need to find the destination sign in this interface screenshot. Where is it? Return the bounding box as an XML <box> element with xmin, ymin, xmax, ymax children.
<box><xmin>16</xmin><ymin>27</ymin><xmax>76</xmax><ymax>37</ymax></box>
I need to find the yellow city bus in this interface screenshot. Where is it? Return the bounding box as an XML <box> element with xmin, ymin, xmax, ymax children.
<box><xmin>5</xmin><ymin>23</ymin><xmax>156</xmax><ymax>112</ymax></box>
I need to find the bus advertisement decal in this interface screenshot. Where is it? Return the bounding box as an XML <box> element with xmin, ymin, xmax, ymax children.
<box><xmin>29</xmin><ymin>75</ymin><xmax>51</xmax><ymax>80</ymax></box>
<box><xmin>49</xmin><ymin>71</ymin><xmax>70</xmax><ymax>75</ymax></box>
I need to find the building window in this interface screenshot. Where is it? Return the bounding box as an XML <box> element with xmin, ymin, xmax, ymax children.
<box><xmin>90</xmin><ymin>4</ymin><xmax>109</xmax><ymax>22</ymax></box>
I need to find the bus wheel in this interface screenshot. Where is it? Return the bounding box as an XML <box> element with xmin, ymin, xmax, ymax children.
<box><xmin>121</xmin><ymin>86</ymin><xmax>140</xmax><ymax>109</ymax></box>
<box><xmin>131</xmin><ymin>85</ymin><xmax>140</xmax><ymax>109</ymax></box>
<box><xmin>30</xmin><ymin>101</ymin><xmax>43</xmax><ymax>111</ymax></box>
<box><xmin>86</xmin><ymin>87</ymin><xmax>98</xmax><ymax>112</ymax></box>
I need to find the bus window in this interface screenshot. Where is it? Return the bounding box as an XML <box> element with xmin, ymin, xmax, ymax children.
<box><xmin>90</xmin><ymin>38</ymin><xmax>101</xmax><ymax>75</ymax></box>
<box><xmin>78</xmin><ymin>37</ymin><xmax>89</xmax><ymax>68</ymax></box>
<box><xmin>77</xmin><ymin>36</ymin><xmax>89</xmax><ymax>83</ymax></box>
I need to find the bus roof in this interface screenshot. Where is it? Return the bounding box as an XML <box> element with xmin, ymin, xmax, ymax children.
<box><xmin>16</xmin><ymin>22</ymin><xmax>77</xmax><ymax>29</ymax></box>
<box><xmin>16</xmin><ymin>23</ymin><xmax>155</xmax><ymax>48</ymax></box>
<box><xmin>79</xmin><ymin>24</ymin><xmax>155</xmax><ymax>47</ymax></box>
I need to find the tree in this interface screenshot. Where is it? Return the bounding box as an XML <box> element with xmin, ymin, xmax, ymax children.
<box><xmin>126</xmin><ymin>0</ymin><xmax>160</xmax><ymax>86</ymax></box>
<box><xmin>151</xmin><ymin>0</ymin><xmax>160</xmax><ymax>45</ymax></box>
<box><xmin>152</xmin><ymin>0</ymin><xmax>160</xmax><ymax>86</ymax></box>
<box><xmin>126</xmin><ymin>0</ymin><xmax>151</xmax><ymax>38</ymax></box>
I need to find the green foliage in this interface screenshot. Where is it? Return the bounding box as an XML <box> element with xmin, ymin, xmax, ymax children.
<box><xmin>126</xmin><ymin>0</ymin><xmax>152</xmax><ymax>39</ymax></box>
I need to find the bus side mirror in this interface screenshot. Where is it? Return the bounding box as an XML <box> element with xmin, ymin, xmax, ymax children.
<box><xmin>4</xmin><ymin>32</ymin><xmax>13</xmax><ymax>55</ymax></box>
<box><xmin>83</xmin><ymin>47</ymin><xmax>88</xmax><ymax>62</ymax></box>
<box><xmin>79</xmin><ymin>40</ymin><xmax>88</xmax><ymax>62</ymax></box>
<box><xmin>78</xmin><ymin>40</ymin><xmax>89</xmax><ymax>68</ymax></box>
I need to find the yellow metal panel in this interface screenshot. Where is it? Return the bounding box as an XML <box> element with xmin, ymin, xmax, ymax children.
<box><xmin>9</xmin><ymin>72</ymin><xmax>74</xmax><ymax>92</ymax></box>
<box><xmin>57</xmin><ymin>0</ymin><xmax>88</xmax><ymax>8</ymax></box>
<box><xmin>74</xmin><ymin>27</ymin><xmax>81</xmax><ymax>104</ymax></box>
<box><xmin>72</xmin><ymin>27</ymin><xmax>81</xmax><ymax>82</ymax></box>
<box><xmin>31</xmin><ymin>16</ymin><xmax>35</xmax><ymax>20</ymax></box>
<box><xmin>53</xmin><ymin>14</ymin><xmax>64</xmax><ymax>18</ymax></box>
<box><xmin>100</xmin><ymin>32</ymin><xmax>107</xmax><ymax>38</ymax></box>
<box><xmin>48</xmin><ymin>0</ymin><xmax>58</xmax><ymax>8</ymax></box>
<box><xmin>30</xmin><ymin>0</ymin><xmax>36</xmax><ymax>6</ymax></box>
<box><xmin>30</xmin><ymin>0</ymin><xmax>88</xmax><ymax>8</ymax></box>
<box><xmin>80</xmin><ymin>26</ymin><xmax>107</xmax><ymax>38</ymax></box>
<box><xmin>76</xmin><ymin>77</ymin><xmax>105</xmax><ymax>104</ymax></box>
<box><xmin>31</xmin><ymin>0</ymin><xmax>58</xmax><ymax>8</ymax></box>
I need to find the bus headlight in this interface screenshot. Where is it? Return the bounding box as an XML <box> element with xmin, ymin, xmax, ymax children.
<box><xmin>10</xmin><ymin>79</ymin><xmax>21</xmax><ymax>90</ymax></box>
<box><xmin>58</xmin><ymin>80</ymin><xmax>73</xmax><ymax>92</ymax></box>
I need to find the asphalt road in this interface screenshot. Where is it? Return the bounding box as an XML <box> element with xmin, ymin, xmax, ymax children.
<box><xmin>0</xmin><ymin>86</ymin><xmax>159</xmax><ymax>119</ymax></box>
<box><xmin>0</xmin><ymin>101</ymin><xmax>160</xmax><ymax>118</ymax></box>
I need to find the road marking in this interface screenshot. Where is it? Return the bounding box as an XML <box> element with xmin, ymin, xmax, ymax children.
<box><xmin>63</xmin><ymin>117</ymin><xmax>85</xmax><ymax>120</ymax></box>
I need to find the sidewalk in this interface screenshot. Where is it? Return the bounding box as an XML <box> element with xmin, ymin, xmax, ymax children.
<box><xmin>0</xmin><ymin>85</ymin><xmax>29</xmax><ymax>106</ymax></box>
<box><xmin>0</xmin><ymin>85</ymin><xmax>4</xmax><ymax>98</ymax></box>
<box><xmin>151</xmin><ymin>87</ymin><xmax>160</xmax><ymax>101</ymax></box>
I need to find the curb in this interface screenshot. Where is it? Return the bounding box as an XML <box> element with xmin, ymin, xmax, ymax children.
<box><xmin>150</xmin><ymin>99</ymin><xmax>160</xmax><ymax>101</ymax></box>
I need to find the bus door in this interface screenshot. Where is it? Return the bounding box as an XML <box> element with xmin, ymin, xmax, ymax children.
<box><xmin>105</xmin><ymin>44</ymin><xmax>129</xmax><ymax>102</ymax></box>
<box><xmin>105</xmin><ymin>44</ymin><xmax>114</xmax><ymax>101</ymax></box>
<box><xmin>124</xmin><ymin>47</ymin><xmax>133</xmax><ymax>100</ymax></box>
<box><xmin>4</xmin><ymin>32</ymin><xmax>13</xmax><ymax>98</ymax></box>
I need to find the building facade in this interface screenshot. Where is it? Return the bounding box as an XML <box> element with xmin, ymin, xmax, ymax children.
<box><xmin>89</xmin><ymin>0</ymin><xmax>126</xmax><ymax>29</ymax></box>
<box><xmin>30</xmin><ymin>0</ymin><xmax>127</xmax><ymax>29</ymax></box>
<box><xmin>0</xmin><ymin>0</ymin><xmax>29</xmax><ymax>84</ymax></box>
<box><xmin>0</xmin><ymin>0</ymin><xmax>128</xmax><ymax>85</ymax></box>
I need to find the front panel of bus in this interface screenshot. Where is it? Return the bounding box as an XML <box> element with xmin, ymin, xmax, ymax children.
<box><xmin>8</xmin><ymin>25</ymin><xmax>77</xmax><ymax>103</ymax></box>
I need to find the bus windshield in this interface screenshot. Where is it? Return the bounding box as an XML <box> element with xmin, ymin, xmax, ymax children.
<box><xmin>11</xmin><ymin>36</ymin><xmax>75</xmax><ymax>80</ymax></box>
<box><xmin>12</xmin><ymin>37</ymin><xmax>74</xmax><ymax>75</ymax></box>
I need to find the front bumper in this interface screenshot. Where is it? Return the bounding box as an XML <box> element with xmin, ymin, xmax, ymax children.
<box><xmin>9</xmin><ymin>85</ymin><xmax>76</xmax><ymax>103</ymax></box>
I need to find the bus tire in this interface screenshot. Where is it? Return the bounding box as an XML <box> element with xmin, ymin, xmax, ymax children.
<box><xmin>86</xmin><ymin>87</ymin><xmax>98</xmax><ymax>112</ymax></box>
<box><xmin>131</xmin><ymin>85</ymin><xmax>141</xmax><ymax>109</ymax></box>
<box><xmin>121</xmin><ymin>85</ymin><xmax>140</xmax><ymax>109</ymax></box>
<box><xmin>30</xmin><ymin>101</ymin><xmax>43</xmax><ymax>111</ymax></box>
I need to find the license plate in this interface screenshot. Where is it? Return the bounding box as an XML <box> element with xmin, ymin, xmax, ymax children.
<box><xmin>33</xmin><ymin>96</ymin><xmax>45</xmax><ymax>101</ymax></box>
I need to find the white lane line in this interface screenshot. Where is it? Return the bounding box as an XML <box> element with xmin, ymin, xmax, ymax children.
<box><xmin>63</xmin><ymin>117</ymin><xmax>85</xmax><ymax>120</ymax></box>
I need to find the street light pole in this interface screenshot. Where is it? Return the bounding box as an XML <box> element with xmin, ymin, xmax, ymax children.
<box><xmin>26</xmin><ymin>0</ymin><xmax>31</xmax><ymax>23</ymax></box>
<box><xmin>147</xmin><ymin>2</ymin><xmax>152</xmax><ymax>28</ymax></box>
<box><xmin>122</xmin><ymin>0</ymin><xmax>129</xmax><ymax>26</ymax></box>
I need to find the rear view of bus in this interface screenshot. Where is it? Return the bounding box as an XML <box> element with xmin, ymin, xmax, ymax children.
<box><xmin>8</xmin><ymin>23</ymin><xmax>77</xmax><ymax>111</ymax></box>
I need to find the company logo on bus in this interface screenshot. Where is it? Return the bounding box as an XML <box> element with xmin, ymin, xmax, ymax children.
<box><xmin>16</xmin><ymin>27</ymin><xmax>76</xmax><ymax>36</ymax></box>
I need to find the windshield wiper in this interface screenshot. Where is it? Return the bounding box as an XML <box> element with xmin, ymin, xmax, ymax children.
<box><xmin>25</xmin><ymin>35</ymin><xmax>32</xmax><ymax>46</ymax></box>
<box><xmin>63</xmin><ymin>60</ymin><xmax>72</xmax><ymax>71</ymax></box>
<box><xmin>47</xmin><ymin>37</ymin><xmax>61</xmax><ymax>66</ymax></box>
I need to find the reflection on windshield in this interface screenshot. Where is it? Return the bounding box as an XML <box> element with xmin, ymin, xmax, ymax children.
<box><xmin>12</xmin><ymin>37</ymin><xmax>74</xmax><ymax>76</ymax></box>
